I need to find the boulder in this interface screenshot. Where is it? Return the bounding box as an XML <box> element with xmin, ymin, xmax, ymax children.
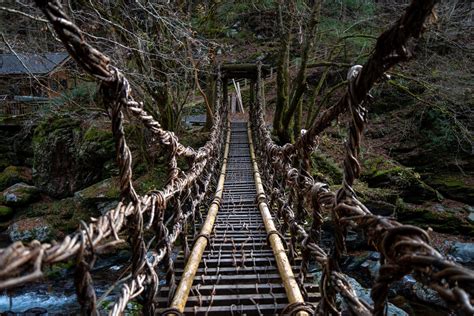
<box><xmin>32</xmin><ymin>114</ymin><xmax>115</xmax><ymax>198</ymax></box>
<box><xmin>8</xmin><ymin>217</ymin><xmax>51</xmax><ymax>242</ymax></box>
<box><xmin>362</xmin><ymin>157</ymin><xmax>442</xmax><ymax>203</ymax></box>
<box><xmin>449</xmin><ymin>242</ymin><xmax>474</xmax><ymax>267</ymax></box>
<box><xmin>74</xmin><ymin>177</ymin><xmax>120</xmax><ymax>204</ymax></box>
<box><xmin>396</xmin><ymin>200</ymin><xmax>474</xmax><ymax>236</ymax></box>
<box><xmin>344</xmin><ymin>251</ymin><xmax>381</xmax><ymax>282</ymax></box>
<box><xmin>412</xmin><ymin>283</ymin><xmax>447</xmax><ymax>308</ymax></box>
<box><xmin>313</xmin><ymin>272</ymin><xmax>408</xmax><ymax>315</ymax></box>
<box><xmin>426</xmin><ymin>174</ymin><xmax>474</xmax><ymax>205</ymax></box>
<box><xmin>0</xmin><ymin>165</ymin><xmax>32</xmax><ymax>191</ymax></box>
<box><xmin>2</xmin><ymin>182</ymin><xmax>40</xmax><ymax>206</ymax></box>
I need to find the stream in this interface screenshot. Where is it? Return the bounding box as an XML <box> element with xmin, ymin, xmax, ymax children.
<box><xmin>0</xmin><ymin>254</ymin><xmax>129</xmax><ymax>314</ymax></box>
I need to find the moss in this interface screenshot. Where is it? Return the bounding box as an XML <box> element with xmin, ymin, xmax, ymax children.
<box><xmin>0</xmin><ymin>205</ymin><xmax>13</xmax><ymax>219</ymax></box>
<box><xmin>32</xmin><ymin>113</ymin><xmax>115</xmax><ymax>197</ymax></box>
<box><xmin>135</xmin><ymin>166</ymin><xmax>168</xmax><ymax>195</ymax></box>
<box><xmin>82</xmin><ymin>126</ymin><xmax>114</xmax><ymax>152</ymax></box>
<box><xmin>22</xmin><ymin>197</ymin><xmax>98</xmax><ymax>237</ymax></box>
<box><xmin>74</xmin><ymin>178</ymin><xmax>120</xmax><ymax>205</ymax></box>
<box><xmin>45</xmin><ymin>260</ymin><xmax>75</xmax><ymax>279</ymax></box>
<box><xmin>362</xmin><ymin>156</ymin><xmax>442</xmax><ymax>203</ymax></box>
<box><xmin>427</xmin><ymin>174</ymin><xmax>474</xmax><ymax>204</ymax></box>
<box><xmin>353</xmin><ymin>182</ymin><xmax>398</xmax><ymax>215</ymax></box>
<box><xmin>1</xmin><ymin>183</ymin><xmax>40</xmax><ymax>206</ymax></box>
<box><xmin>179</xmin><ymin>129</ymin><xmax>210</xmax><ymax>149</ymax></box>
<box><xmin>311</xmin><ymin>152</ymin><xmax>343</xmax><ymax>185</ymax></box>
<box><xmin>33</xmin><ymin>115</ymin><xmax>80</xmax><ymax>145</ymax></box>
<box><xmin>0</xmin><ymin>166</ymin><xmax>32</xmax><ymax>191</ymax></box>
<box><xmin>395</xmin><ymin>199</ymin><xmax>474</xmax><ymax>236</ymax></box>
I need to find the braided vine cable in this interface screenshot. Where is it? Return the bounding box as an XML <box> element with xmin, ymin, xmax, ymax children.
<box><xmin>249</xmin><ymin>1</ymin><xmax>474</xmax><ymax>313</ymax></box>
<box><xmin>0</xmin><ymin>4</ymin><xmax>229</xmax><ymax>316</ymax></box>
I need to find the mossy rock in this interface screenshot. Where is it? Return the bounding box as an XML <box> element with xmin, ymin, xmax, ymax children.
<box><xmin>79</xmin><ymin>125</ymin><xmax>115</xmax><ymax>164</ymax></box>
<box><xmin>1</xmin><ymin>182</ymin><xmax>40</xmax><ymax>207</ymax></box>
<box><xmin>353</xmin><ymin>182</ymin><xmax>398</xmax><ymax>216</ymax></box>
<box><xmin>0</xmin><ymin>166</ymin><xmax>32</xmax><ymax>191</ymax></box>
<box><xmin>21</xmin><ymin>197</ymin><xmax>98</xmax><ymax>238</ymax></box>
<box><xmin>32</xmin><ymin>113</ymin><xmax>115</xmax><ymax>197</ymax></box>
<box><xmin>0</xmin><ymin>205</ymin><xmax>13</xmax><ymax>220</ymax></box>
<box><xmin>361</xmin><ymin>156</ymin><xmax>442</xmax><ymax>203</ymax></box>
<box><xmin>426</xmin><ymin>174</ymin><xmax>474</xmax><ymax>205</ymax></box>
<box><xmin>395</xmin><ymin>200</ymin><xmax>474</xmax><ymax>236</ymax></box>
<box><xmin>311</xmin><ymin>152</ymin><xmax>343</xmax><ymax>185</ymax></box>
<box><xmin>74</xmin><ymin>177</ymin><xmax>120</xmax><ymax>205</ymax></box>
<box><xmin>8</xmin><ymin>217</ymin><xmax>51</xmax><ymax>242</ymax></box>
<box><xmin>134</xmin><ymin>166</ymin><xmax>168</xmax><ymax>195</ymax></box>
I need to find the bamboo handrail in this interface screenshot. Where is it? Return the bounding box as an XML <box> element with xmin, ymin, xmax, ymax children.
<box><xmin>247</xmin><ymin>123</ymin><xmax>309</xmax><ymax>316</ymax></box>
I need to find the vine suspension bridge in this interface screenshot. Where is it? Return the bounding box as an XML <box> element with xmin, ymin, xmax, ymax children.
<box><xmin>0</xmin><ymin>0</ymin><xmax>473</xmax><ymax>315</ymax></box>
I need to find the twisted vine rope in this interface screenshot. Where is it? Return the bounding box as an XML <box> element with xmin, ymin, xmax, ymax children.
<box><xmin>0</xmin><ymin>1</ymin><xmax>228</xmax><ymax>315</ymax></box>
<box><xmin>249</xmin><ymin>0</ymin><xmax>474</xmax><ymax>314</ymax></box>
<box><xmin>0</xmin><ymin>0</ymin><xmax>472</xmax><ymax>315</ymax></box>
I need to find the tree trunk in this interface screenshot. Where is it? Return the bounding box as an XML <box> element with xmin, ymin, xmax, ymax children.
<box><xmin>281</xmin><ymin>0</ymin><xmax>321</xmax><ymax>141</ymax></box>
<box><xmin>274</xmin><ymin>1</ymin><xmax>294</xmax><ymax>142</ymax></box>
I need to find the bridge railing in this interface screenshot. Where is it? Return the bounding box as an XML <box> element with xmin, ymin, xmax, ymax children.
<box><xmin>0</xmin><ymin>1</ymin><xmax>228</xmax><ymax>315</ymax></box>
<box><xmin>249</xmin><ymin>0</ymin><xmax>474</xmax><ymax>315</ymax></box>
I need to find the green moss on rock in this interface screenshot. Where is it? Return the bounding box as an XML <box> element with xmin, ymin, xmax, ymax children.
<box><xmin>353</xmin><ymin>182</ymin><xmax>399</xmax><ymax>216</ymax></box>
<box><xmin>0</xmin><ymin>205</ymin><xmax>13</xmax><ymax>220</ymax></box>
<box><xmin>1</xmin><ymin>183</ymin><xmax>40</xmax><ymax>206</ymax></box>
<box><xmin>74</xmin><ymin>177</ymin><xmax>120</xmax><ymax>205</ymax></box>
<box><xmin>311</xmin><ymin>152</ymin><xmax>343</xmax><ymax>185</ymax></box>
<box><xmin>362</xmin><ymin>156</ymin><xmax>442</xmax><ymax>203</ymax></box>
<box><xmin>79</xmin><ymin>126</ymin><xmax>115</xmax><ymax>162</ymax></box>
<box><xmin>396</xmin><ymin>200</ymin><xmax>474</xmax><ymax>236</ymax></box>
<box><xmin>0</xmin><ymin>166</ymin><xmax>32</xmax><ymax>191</ymax></box>
<box><xmin>32</xmin><ymin>113</ymin><xmax>115</xmax><ymax>197</ymax></box>
<box><xmin>22</xmin><ymin>197</ymin><xmax>98</xmax><ymax>238</ymax></box>
<box><xmin>426</xmin><ymin>174</ymin><xmax>474</xmax><ymax>205</ymax></box>
<box><xmin>135</xmin><ymin>166</ymin><xmax>168</xmax><ymax>195</ymax></box>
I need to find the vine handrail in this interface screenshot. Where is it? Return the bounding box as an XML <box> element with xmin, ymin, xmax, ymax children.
<box><xmin>249</xmin><ymin>0</ymin><xmax>474</xmax><ymax>314</ymax></box>
<box><xmin>0</xmin><ymin>1</ymin><xmax>228</xmax><ymax>315</ymax></box>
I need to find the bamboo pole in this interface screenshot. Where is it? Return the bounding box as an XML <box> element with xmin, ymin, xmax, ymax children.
<box><xmin>168</xmin><ymin>122</ymin><xmax>231</xmax><ymax>313</ymax></box>
<box><xmin>247</xmin><ymin>123</ymin><xmax>308</xmax><ymax>316</ymax></box>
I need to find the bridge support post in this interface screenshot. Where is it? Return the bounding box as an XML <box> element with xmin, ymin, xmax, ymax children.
<box><xmin>249</xmin><ymin>80</ymin><xmax>255</xmax><ymax>105</ymax></box>
<box><xmin>247</xmin><ymin>124</ymin><xmax>309</xmax><ymax>316</ymax></box>
<box><xmin>167</xmin><ymin>122</ymin><xmax>231</xmax><ymax>314</ymax></box>
<box><xmin>222</xmin><ymin>78</ymin><xmax>228</xmax><ymax>111</ymax></box>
